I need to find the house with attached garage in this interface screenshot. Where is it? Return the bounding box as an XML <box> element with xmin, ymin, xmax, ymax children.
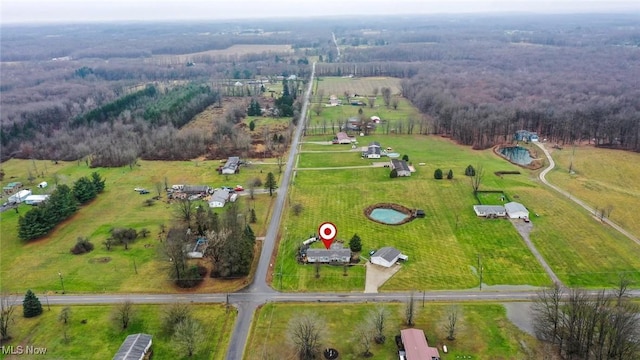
<box><xmin>370</xmin><ymin>246</ymin><xmax>408</xmax><ymax>268</ymax></box>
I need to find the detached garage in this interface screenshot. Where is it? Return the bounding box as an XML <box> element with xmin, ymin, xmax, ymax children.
<box><xmin>504</xmin><ymin>202</ymin><xmax>529</xmax><ymax>219</ymax></box>
<box><xmin>371</xmin><ymin>247</ymin><xmax>407</xmax><ymax>268</ymax></box>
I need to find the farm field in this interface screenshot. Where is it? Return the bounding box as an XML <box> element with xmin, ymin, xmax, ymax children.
<box><xmin>245</xmin><ymin>302</ymin><xmax>546</xmax><ymax>360</ymax></box>
<box><xmin>314</xmin><ymin>76</ymin><xmax>402</xmax><ymax>98</ymax></box>
<box><xmin>276</xmin><ymin>135</ymin><xmax>640</xmax><ymax>291</ymax></box>
<box><xmin>147</xmin><ymin>44</ymin><xmax>293</xmax><ymax>65</ymax></box>
<box><xmin>0</xmin><ymin>158</ymin><xmax>280</xmax><ymax>294</ymax></box>
<box><xmin>545</xmin><ymin>144</ymin><xmax>640</xmax><ymax>239</ymax></box>
<box><xmin>0</xmin><ymin>303</ymin><xmax>234</xmax><ymax>360</ymax></box>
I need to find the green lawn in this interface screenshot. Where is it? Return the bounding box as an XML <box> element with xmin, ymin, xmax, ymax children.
<box><xmin>245</xmin><ymin>302</ymin><xmax>546</xmax><ymax>360</ymax></box>
<box><xmin>0</xmin><ymin>303</ymin><xmax>234</xmax><ymax>360</ymax></box>
<box><xmin>545</xmin><ymin>144</ymin><xmax>640</xmax><ymax>239</ymax></box>
<box><xmin>0</xmin><ymin>159</ymin><xmax>279</xmax><ymax>294</ymax></box>
<box><xmin>277</xmin><ymin>135</ymin><xmax>640</xmax><ymax>291</ymax></box>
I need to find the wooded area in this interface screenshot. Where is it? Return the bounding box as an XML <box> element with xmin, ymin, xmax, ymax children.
<box><xmin>2</xmin><ymin>14</ymin><xmax>639</xmax><ymax>164</ymax></box>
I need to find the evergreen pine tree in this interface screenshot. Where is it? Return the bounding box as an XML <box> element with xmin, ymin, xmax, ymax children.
<box><xmin>90</xmin><ymin>172</ymin><xmax>106</xmax><ymax>193</ymax></box>
<box><xmin>265</xmin><ymin>172</ymin><xmax>277</xmax><ymax>196</ymax></box>
<box><xmin>447</xmin><ymin>169</ymin><xmax>454</xmax><ymax>180</ymax></box>
<box><xmin>73</xmin><ymin>176</ymin><xmax>97</xmax><ymax>204</ymax></box>
<box><xmin>434</xmin><ymin>168</ymin><xmax>443</xmax><ymax>180</ymax></box>
<box><xmin>23</xmin><ymin>290</ymin><xmax>43</xmax><ymax>318</ymax></box>
<box><xmin>349</xmin><ymin>234</ymin><xmax>362</xmax><ymax>252</ymax></box>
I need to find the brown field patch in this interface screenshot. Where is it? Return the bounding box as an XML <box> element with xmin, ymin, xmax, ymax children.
<box><xmin>147</xmin><ymin>44</ymin><xmax>293</xmax><ymax>65</ymax></box>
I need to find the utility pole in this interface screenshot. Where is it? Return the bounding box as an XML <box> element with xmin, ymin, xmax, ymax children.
<box><xmin>58</xmin><ymin>271</ymin><xmax>65</xmax><ymax>294</ymax></box>
<box><xmin>422</xmin><ymin>290</ymin><xmax>425</xmax><ymax>308</ymax></box>
<box><xmin>279</xmin><ymin>263</ymin><xmax>283</xmax><ymax>290</ymax></box>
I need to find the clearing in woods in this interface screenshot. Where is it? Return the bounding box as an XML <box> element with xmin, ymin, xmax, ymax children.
<box><xmin>315</xmin><ymin>76</ymin><xmax>402</xmax><ymax>97</ymax></box>
<box><xmin>147</xmin><ymin>44</ymin><xmax>293</xmax><ymax>64</ymax></box>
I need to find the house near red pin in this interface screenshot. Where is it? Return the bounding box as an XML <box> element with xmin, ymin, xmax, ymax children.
<box><xmin>399</xmin><ymin>328</ymin><xmax>440</xmax><ymax>360</ymax></box>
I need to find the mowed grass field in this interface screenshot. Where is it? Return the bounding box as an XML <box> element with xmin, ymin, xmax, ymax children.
<box><xmin>147</xmin><ymin>44</ymin><xmax>293</xmax><ymax>65</ymax></box>
<box><xmin>0</xmin><ymin>158</ymin><xmax>280</xmax><ymax>294</ymax></box>
<box><xmin>315</xmin><ymin>76</ymin><xmax>402</xmax><ymax>98</ymax></box>
<box><xmin>276</xmin><ymin>135</ymin><xmax>640</xmax><ymax>291</ymax></box>
<box><xmin>246</xmin><ymin>302</ymin><xmax>546</xmax><ymax>360</ymax></box>
<box><xmin>545</xmin><ymin>144</ymin><xmax>640</xmax><ymax>239</ymax></box>
<box><xmin>0</xmin><ymin>303</ymin><xmax>234</xmax><ymax>360</ymax></box>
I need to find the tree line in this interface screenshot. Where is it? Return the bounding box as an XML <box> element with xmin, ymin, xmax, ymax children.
<box><xmin>532</xmin><ymin>280</ymin><xmax>639</xmax><ymax>359</ymax></box>
<box><xmin>18</xmin><ymin>172</ymin><xmax>105</xmax><ymax>241</ymax></box>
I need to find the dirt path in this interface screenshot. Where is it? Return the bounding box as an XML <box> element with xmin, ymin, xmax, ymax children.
<box><xmin>534</xmin><ymin>142</ymin><xmax>640</xmax><ymax>246</ymax></box>
<box><xmin>511</xmin><ymin>219</ymin><xmax>563</xmax><ymax>286</ymax></box>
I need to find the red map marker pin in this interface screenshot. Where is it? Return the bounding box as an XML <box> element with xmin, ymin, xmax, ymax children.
<box><xmin>318</xmin><ymin>222</ymin><xmax>337</xmax><ymax>249</ymax></box>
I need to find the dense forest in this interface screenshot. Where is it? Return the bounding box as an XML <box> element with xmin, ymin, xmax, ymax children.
<box><xmin>2</xmin><ymin>14</ymin><xmax>639</xmax><ymax>163</ymax></box>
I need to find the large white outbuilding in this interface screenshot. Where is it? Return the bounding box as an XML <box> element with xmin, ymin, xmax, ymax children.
<box><xmin>504</xmin><ymin>202</ymin><xmax>529</xmax><ymax>219</ymax></box>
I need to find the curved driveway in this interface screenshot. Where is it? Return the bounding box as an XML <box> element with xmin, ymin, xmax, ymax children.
<box><xmin>534</xmin><ymin>142</ymin><xmax>640</xmax><ymax>246</ymax></box>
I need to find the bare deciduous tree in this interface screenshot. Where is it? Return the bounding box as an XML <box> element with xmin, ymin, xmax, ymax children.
<box><xmin>405</xmin><ymin>293</ymin><xmax>416</xmax><ymax>327</ymax></box>
<box><xmin>471</xmin><ymin>164</ymin><xmax>484</xmax><ymax>193</ymax></box>
<box><xmin>175</xmin><ymin>198</ymin><xmax>195</xmax><ymax>224</ymax></box>
<box><xmin>354</xmin><ymin>323</ymin><xmax>374</xmax><ymax>357</ymax></box>
<box><xmin>173</xmin><ymin>317</ymin><xmax>206</xmax><ymax>357</ymax></box>
<box><xmin>444</xmin><ymin>305</ymin><xmax>460</xmax><ymax>340</ymax></box>
<box><xmin>113</xmin><ymin>300</ymin><xmax>134</xmax><ymax>330</ymax></box>
<box><xmin>0</xmin><ymin>293</ymin><xmax>16</xmax><ymax>341</ymax></box>
<box><xmin>287</xmin><ymin>313</ymin><xmax>326</xmax><ymax>360</ymax></box>
<box><xmin>369</xmin><ymin>306</ymin><xmax>388</xmax><ymax>344</ymax></box>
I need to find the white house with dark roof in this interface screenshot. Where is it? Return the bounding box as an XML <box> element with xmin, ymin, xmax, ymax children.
<box><xmin>371</xmin><ymin>247</ymin><xmax>407</xmax><ymax>268</ymax></box>
<box><xmin>113</xmin><ymin>333</ymin><xmax>152</xmax><ymax>360</ymax></box>
<box><xmin>505</xmin><ymin>201</ymin><xmax>529</xmax><ymax>219</ymax></box>
<box><xmin>306</xmin><ymin>248</ymin><xmax>351</xmax><ymax>264</ymax></box>
<box><xmin>473</xmin><ymin>205</ymin><xmax>506</xmax><ymax>217</ymax></box>
<box><xmin>390</xmin><ymin>159</ymin><xmax>411</xmax><ymax>177</ymax></box>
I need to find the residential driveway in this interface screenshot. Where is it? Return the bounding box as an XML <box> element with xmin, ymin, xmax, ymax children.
<box><xmin>364</xmin><ymin>261</ymin><xmax>402</xmax><ymax>293</ymax></box>
<box><xmin>511</xmin><ymin>219</ymin><xmax>562</xmax><ymax>286</ymax></box>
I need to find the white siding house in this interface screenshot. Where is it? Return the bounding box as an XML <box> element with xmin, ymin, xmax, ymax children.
<box><xmin>390</xmin><ymin>159</ymin><xmax>411</xmax><ymax>177</ymax></box>
<box><xmin>504</xmin><ymin>202</ymin><xmax>529</xmax><ymax>219</ymax></box>
<box><xmin>24</xmin><ymin>194</ymin><xmax>50</xmax><ymax>205</ymax></box>
<box><xmin>208</xmin><ymin>190</ymin><xmax>229</xmax><ymax>208</ymax></box>
<box><xmin>473</xmin><ymin>205</ymin><xmax>506</xmax><ymax>217</ymax></box>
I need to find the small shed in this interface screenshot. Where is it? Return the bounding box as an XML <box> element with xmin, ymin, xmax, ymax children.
<box><xmin>113</xmin><ymin>333</ymin><xmax>152</xmax><ymax>360</ymax></box>
<box><xmin>371</xmin><ymin>247</ymin><xmax>406</xmax><ymax>268</ymax></box>
<box><xmin>38</xmin><ymin>181</ymin><xmax>48</xmax><ymax>188</ymax></box>
<box><xmin>505</xmin><ymin>202</ymin><xmax>529</xmax><ymax>219</ymax></box>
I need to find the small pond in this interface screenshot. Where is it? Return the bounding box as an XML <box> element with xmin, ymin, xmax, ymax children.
<box><xmin>364</xmin><ymin>203</ymin><xmax>416</xmax><ymax>225</ymax></box>
<box><xmin>369</xmin><ymin>208</ymin><xmax>410</xmax><ymax>225</ymax></box>
<box><xmin>499</xmin><ymin>146</ymin><xmax>533</xmax><ymax>166</ymax></box>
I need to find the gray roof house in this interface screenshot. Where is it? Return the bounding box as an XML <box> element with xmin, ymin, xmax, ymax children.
<box><xmin>306</xmin><ymin>248</ymin><xmax>351</xmax><ymax>264</ymax></box>
<box><xmin>208</xmin><ymin>189</ymin><xmax>229</xmax><ymax>208</ymax></box>
<box><xmin>182</xmin><ymin>185</ymin><xmax>210</xmax><ymax>194</ymax></box>
<box><xmin>113</xmin><ymin>333</ymin><xmax>152</xmax><ymax>360</ymax></box>
<box><xmin>473</xmin><ymin>205</ymin><xmax>506</xmax><ymax>217</ymax></box>
<box><xmin>221</xmin><ymin>156</ymin><xmax>240</xmax><ymax>175</ymax></box>
<box><xmin>390</xmin><ymin>159</ymin><xmax>411</xmax><ymax>177</ymax></box>
<box><xmin>371</xmin><ymin>247</ymin><xmax>407</xmax><ymax>268</ymax></box>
